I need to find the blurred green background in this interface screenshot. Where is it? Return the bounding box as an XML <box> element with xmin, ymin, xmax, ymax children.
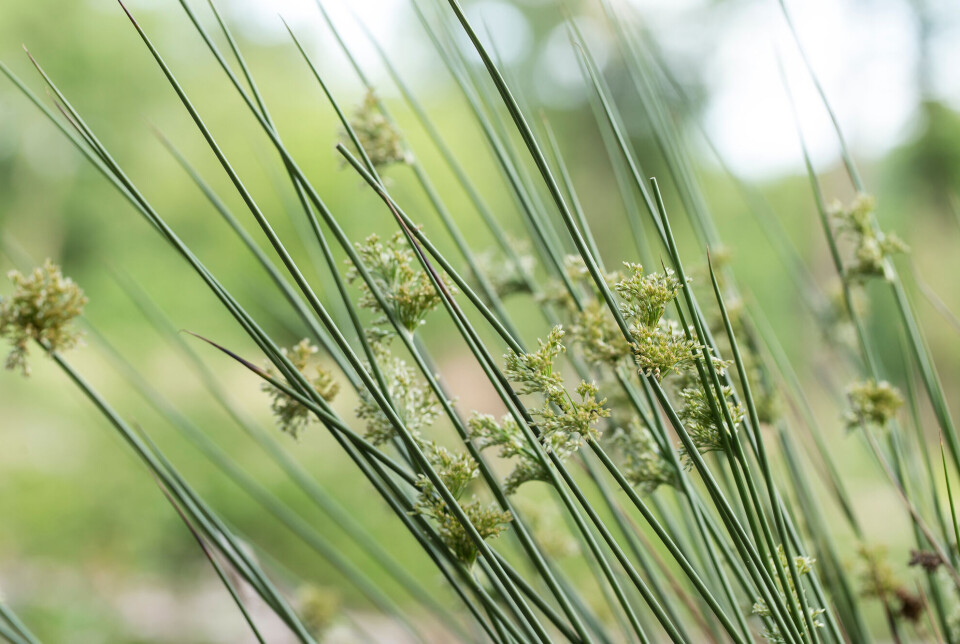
<box><xmin>1</xmin><ymin>0</ymin><xmax>959</xmax><ymax>640</ymax></box>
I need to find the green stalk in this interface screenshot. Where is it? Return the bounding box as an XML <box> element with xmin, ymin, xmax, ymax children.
<box><xmin>50</xmin><ymin>352</ymin><xmax>317</xmax><ymax>642</ymax></box>
<box><xmin>778</xmin><ymin>0</ymin><xmax>960</xmax><ymax>481</ymax></box>
<box><xmin>341</xmin><ymin>145</ymin><xmax>690</xmax><ymax>642</ymax></box>
<box><xmin>113</xmin><ymin>275</ymin><xmax>468</xmax><ymax>635</ymax></box>
<box><xmin>155</xmin><ymin>480</ymin><xmax>268</xmax><ymax>644</ymax></box>
<box><xmin>0</xmin><ymin>603</ymin><xmax>36</xmax><ymax>644</ymax></box>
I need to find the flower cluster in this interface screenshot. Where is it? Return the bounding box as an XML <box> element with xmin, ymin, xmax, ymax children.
<box><xmin>616</xmin><ymin>263</ymin><xmax>684</xmax><ymax>328</ymax></box>
<box><xmin>504</xmin><ymin>326</ymin><xmax>609</xmax><ymax>466</ymax></box>
<box><xmin>610</xmin><ymin>417</ymin><xmax>674</xmax><ymax>494</ymax></box>
<box><xmin>630</xmin><ymin>320</ymin><xmax>703</xmax><ymax>381</ymax></box>
<box><xmin>615</xmin><ymin>264</ymin><xmax>702</xmax><ymax>381</ymax></box>
<box><xmin>351</xmin><ymin>344</ymin><xmax>512</xmax><ymax>565</ymax></box>
<box><xmin>413</xmin><ymin>488</ymin><xmax>512</xmax><ymax>567</ymax></box>
<box><xmin>752</xmin><ymin>545</ymin><xmax>824</xmax><ymax>643</ymax></box>
<box><xmin>677</xmin><ymin>384</ymin><xmax>743</xmax><ymax>468</ymax></box>
<box><xmin>422</xmin><ymin>442</ymin><xmax>478</xmax><ymax>497</ymax></box>
<box><xmin>468</xmin><ymin>413</ymin><xmax>548</xmax><ymax>494</ymax></box>
<box><xmin>343</xmin><ymin>89</ymin><xmax>410</xmax><ymax>168</ymax></box>
<box><xmin>908</xmin><ymin>549</ymin><xmax>943</xmax><ymax>573</ymax></box>
<box><xmin>570</xmin><ymin>300</ymin><xmax>631</xmax><ymax>366</ymax></box>
<box><xmin>355</xmin><ymin>352</ymin><xmax>442</xmax><ymax>446</ymax></box>
<box><xmin>262</xmin><ymin>339</ymin><xmax>339</xmax><ymax>438</ymax></box>
<box><xmin>346</xmin><ymin>231</ymin><xmax>453</xmax><ymax>334</ymax></box>
<box><xmin>538</xmin><ymin>255</ymin><xmax>621</xmax><ymax>314</ymax></box>
<box><xmin>414</xmin><ymin>441</ymin><xmax>512</xmax><ymax>566</ymax></box>
<box><xmin>856</xmin><ymin>544</ymin><xmax>923</xmax><ymax>625</ymax></box>
<box><xmin>0</xmin><ymin>260</ymin><xmax>87</xmax><ymax>375</ymax></box>
<box><xmin>297</xmin><ymin>585</ymin><xmax>341</xmax><ymax>639</ymax></box>
<box><xmin>473</xmin><ymin>242</ymin><xmax>535</xmax><ymax>299</ymax></box>
<box><xmin>843</xmin><ymin>379</ymin><xmax>903</xmax><ymax>431</ymax></box>
<box><xmin>829</xmin><ymin>194</ymin><xmax>908</xmax><ymax>281</ymax></box>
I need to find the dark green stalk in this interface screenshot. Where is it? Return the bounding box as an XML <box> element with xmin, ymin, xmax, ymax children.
<box><xmin>340</xmin><ymin>144</ymin><xmax>690</xmax><ymax>642</ymax></box>
<box><xmin>155</xmin><ymin>480</ymin><xmax>267</xmax><ymax>644</ymax></box>
<box><xmin>50</xmin><ymin>352</ymin><xmax>317</xmax><ymax>642</ymax></box>
<box><xmin>89</xmin><ymin>326</ymin><xmax>432</xmax><ymax>643</ymax></box>
<box><xmin>709</xmin><ymin>258</ymin><xmax>828</xmax><ymax>642</ymax></box>
<box><xmin>113</xmin><ymin>275</ymin><xmax>467</xmax><ymax>635</ymax></box>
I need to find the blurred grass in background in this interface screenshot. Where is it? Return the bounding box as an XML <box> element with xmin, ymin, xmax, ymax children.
<box><xmin>1</xmin><ymin>0</ymin><xmax>960</xmax><ymax>640</ymax></box>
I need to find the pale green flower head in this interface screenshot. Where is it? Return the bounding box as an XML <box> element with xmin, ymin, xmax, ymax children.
<box><xmin>355</xmin><ymin>352</ymin><xmax>441</xmax><ymax>446</ymax></box>
<box><xmin>423</xmin><ymin>441</ymin><xmax>479</xmax><ymax>498</ymax></box>
<box><xmin>616</xmin><ymin>262</ymin><xmax>684</xmax><ymax>328</ymax></box>
<box><xmin>346</xmin><ymin>231</ymin><xmax>453</xmax><ymax>333</ymax></box>
<box><xmin>630</xmin><ymin>319</ymin><xmax>702</xmax><ymax>381</ymax></box>
<box><xmin>0</xmin><ymin>259</ymin><xmax>87</xmax><ymax>376</ymax></box>
<box><xmin>844</xmin><ymin>379</ymin><xmax>903</xmax><ymax>431</ymax></box>
<box><xmin>413</xmin><ymin>491</ymin><xmax>512</xmax><ymax>567</ymax></box>
<box><xmin>468</xmin><ymin>413</ymin><xmax>548</xmax><ymax>494</ymax></box>
<box><xmin>677</xmin><ymin>384</ymin><xmax>744</xmax><ymax>467</ymax></box>
<box><xmin>342</xmin><ymin>88</ymin><xmax>410</xmax><ymax>168</ymax></box>
<box><xmin>570</xmin><ymin>299</ymin><xmax>631</xmax><ymax>366</ymax></box>
<box><xmin>610</xmin><ymin>417</ymin><xmax>675</xmax><ymax>494</ymax></box>
<box><xmin>504</xmin><ymin>325</ymin><xmax>566</xmax><ymax>400</ymax></box>
<box><xmin>504</xmin><ymin>326</ymin><xmax>609</xmax><ymax>471</ymax></box>
<box><xmin>261</xmin><ymin>339</ymin><xmax>339</xmax><ymax>438</ymax></box>
<box><xmin>829</xmin><ymin>193</ymin><xmax>908</xmax><ymax>281</ymax></box>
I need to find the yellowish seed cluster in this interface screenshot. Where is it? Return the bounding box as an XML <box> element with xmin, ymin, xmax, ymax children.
<box><xmin>342</xmin><ymin>89</ymin><xmax>410</xmax><ymax>168</ymax></box>
<box><xmin>346</xmin><ymin>231</ymin><xmax>452</xmax><ymax>334</ymax></box>
<box><xmin>0</xmin><ymin>260</ymin><xmax>87</xmax><ymax>375</ymax></box>
<box><xmin>261</xmin><ymin>339</ymin><xmax>339</xmax><ymax>438</ymax></box>
<box><xmin>843</xmin><ymin>379</ymin><xmax>903</xmax><ymax>431</ymax></box>
<box><xmin>829</xmin><ymin>194</ymin><xmax>908</xmax><ymax>281</ymax></box>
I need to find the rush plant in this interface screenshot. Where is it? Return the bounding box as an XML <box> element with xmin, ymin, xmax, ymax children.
<box><xmin>1</xmin><ymin>0</ymin><xmax>958</xmax><ymax>642</ymax></box>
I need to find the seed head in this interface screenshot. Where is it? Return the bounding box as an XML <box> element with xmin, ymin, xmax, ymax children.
<box><xmin>423</xmin><ymin>441</ymin><xmax>479</xmax><ymax>498</ymax></box>
<box><xmin>0</xmin><ymin>260</ymin><xmax>87</xmax><ymax>376</ymax></box>
<box><xmin>342</xmin><ymin>89</ymin><xmax>410</xmax><ymax>168</ymax></box>
<box><xmin>468</xmin><ymin>413</ymin><xmax>548</xmax><ymax>494</ymax></box>
<box><xmin>355</xmin><ymin>352</ymin><xmax>441</xmax><ymax>446</ymax></box>
<box><xmin>504</xmin><ymin>326</ymin><xmax>609</xmax><ymax>468</ymax></box>
<box><xmin>908</xmin><ymin>549</ymin><xmax>943</xmax><ymax>573</ymax></box>
<box><xmin>829</xmin><ymin>194</ymin><xmax>908</xmax><ymax>281</ymax></box>
<box><xmin>346</xmin><ymin>231</ymin><xmax>452</xmax><ymax>333</ymax></box>
<box><xmin>616</xmin><ymin>263</ymin><xmax>684</xmax><ymax>328</ymax></box>
<box><xmin>570</xmin><ymin>299</ymin><xmax>631</xmax><ymax>366</ymax></box>
<box><xmin>610</xmin><ymin>417</ymin><xmax>674</xmax><ymax>494</ymax></box>
<box><xmin>504</xmin><ymin>325</ymin><xmax>566</xmax><ymax>400</ymax></box>
<box><xmin>613</xmin><ymin>264</ymin><xmax>702</xmax><ymax>380</ymax></box>
<box><xmin>677</xmin><ymin>384</ymin><xmax>743</xmax><ymax>467</ymax></box>
<box><xmin>262</xmin><ymin>339</ymin><xmax>339</xmax><ymax>438</ymax></box>
<box><xmin>844</xmin><ymin>379</ymin><xmax>903</xmax><ymax>431</ymax></box>
<box><xmin>630</xmin><ymin>319</ymin><xmax>702</xmax><ymax>381</ymax></box>
<box><xmin>413</xmin><ymin>490</ymin><xmax>512</xmax><ymax>566</ymax></box>
<box><xmin>413</xmin><ymin>442</ymin><xmax>509</xmax><ymax>566</ymax></box>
